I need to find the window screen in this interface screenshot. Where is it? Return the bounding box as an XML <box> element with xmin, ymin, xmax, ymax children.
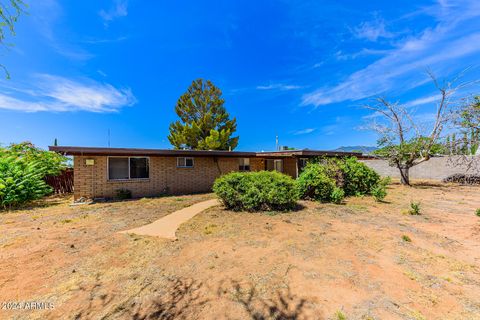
<box><xmin>130</xmin><ymin>157</ymin><xmax>149</xmax><ymax>179</ymax></box>
<box><xmin>177</xmin><ymin>157</ymin><xmax>194</xmax><ymax>168</ymax></box>
<box><xmin>108</xmin><ymin>157</ymin><xmax>129</xmax><ymax>180</ymax></box>
<box><xmin>239</xmin><ymin>158</ymin><xmax>250</xmax><ymax>171</ymax></box>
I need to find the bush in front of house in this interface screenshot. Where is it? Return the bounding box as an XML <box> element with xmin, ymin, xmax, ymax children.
<box><xmin>297</xmin><ymin>157</ymin><xmax>386</xmax><ymax>204</ymax></box>
<box><xmin>339</xmin><ymin>157</ymin><xmax>380</xmax><ymax>196</ymax></box>
<box><xmin>116</xmin><ymin>188</ymin><xmax>132</xmax><ymax>200</ymax></box>
<box><xmin>0</xmin><ymin>156</ymin><xmax>53</xmax><ymax>209</ymax></box>
<box><xmin>213</xmin><ymin>171</ymin><xmax>299</xmax><ymax>212</ymax></box>
<box><xmin>0</xmin><ymin>142</ymin><xmax>68</xmax><ymax>210</ymax></box>
<box><xmin>296</xmin><ymin>162</ymin><xmax>337</xmax><ymax>202</ymax></box>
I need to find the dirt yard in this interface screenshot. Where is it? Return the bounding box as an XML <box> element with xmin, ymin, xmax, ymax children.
<box><xmin>1</xmin><ymin>182</ymin><xmax>480</xmax><ymax>320</ymax></box>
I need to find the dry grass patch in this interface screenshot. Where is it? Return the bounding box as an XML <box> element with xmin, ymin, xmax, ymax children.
<box><xmin>1</xmin><ymin>183</ymin><xmax>480</xmax><ymax>319</ymax></box>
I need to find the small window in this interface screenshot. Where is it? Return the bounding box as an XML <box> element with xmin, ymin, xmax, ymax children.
<box><xmin>274</xmin><ymin>159</ymin><xmax>283</xmax><ymax>172</ymax></box>
<box><xmin>177</xmin><ymin>157</ymin><xmax>194</xmax><ymax>168</ymax></box>
<box><xmin>265</xmin><ymin>159</ymin><xmax>283</xmax><ymax>172</ymax></box>
<box><xmin>108</xmin><ymin>157</ymin><xmax>149</xmax><ymax>180</ymax></box>
<box><xmin>298</xmin><ymin>158</ymin><xmax>308</xmax><ymax>173</ymax></box>
<box><xmin>239</xmin><ymin>158</ymin><xmax>250</xmax><ymax>171</ymax></box>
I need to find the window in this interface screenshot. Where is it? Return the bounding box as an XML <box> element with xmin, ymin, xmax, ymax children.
<box><xmin>265</xmin><ymin>159</ymin><xmax>283</xmax><ymax>172</ymax></box>
<box><xmin>239</xmin><ymin>158</ymin><xmax>250</xmax><ymax>171</ymax></box>
<box><xmin>177</xmin><ymin>157</ymin><xmax>194</xmax><ymax>168</ymax></box>
<box><xmin>130</xmin><ymin>157</ymin><xmax>149</xmax><ymax>179</ymax></box>
<box><xmin>298</xmin><ymin>158</ymin><xmax>308</xmax><ymax>173</ymax></box>
<box><xmin>108</xmin><ymin>157</ymin><xmax>149</xmax><ymax>180</ymax></box>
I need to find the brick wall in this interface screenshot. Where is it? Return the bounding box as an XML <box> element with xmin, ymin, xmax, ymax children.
<box><xmin>73</xmin><ymin>156</ymin><xmax>265</xmax><ymax>200</ymax></box>
<box><xmin>361</xmin><ymin>156</ymin><xmax>480</xmax><ymax>181</ymax></box>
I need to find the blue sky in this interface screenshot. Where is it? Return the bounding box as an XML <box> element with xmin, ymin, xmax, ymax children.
<box><xmin>1</xmin><ymin>0</ymin><xmax>479</xmax><ymax>151</ymax></box>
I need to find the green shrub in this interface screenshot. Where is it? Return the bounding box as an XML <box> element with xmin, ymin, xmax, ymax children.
<box><xmin>330</xmin><ymin>187</ymin><xmax>345</xmax><ymax>204</ymax></box>
<box><xmin>297</xmin><ymin>163</ymin><xmax>336</xmax><ymax>202</ymax></box>
<box><xmin>213</xmin><ymin>171</ymin><xmax>298</xmax><ymax>212</ymax></box>
<box><xmin>475</xmin><ymin>209</ymin><xmax>480</xmax><ymax>217</ymax></box>
<box><xmin>402</xmin><ymin>235</ymin><xmax>412</xmax><ymax>242</ymax></box>
<box><xmin>409</xmin><ymin>201</ymin><xmax>421</xmax><ymax>215</ymax></box>
<box><xmin>297</xmin><ymin>158</ymin><xmax>385</xmax><ymax>203</ymax></box>
<box><xmin>0</xmin><ymin>156</ymin><xmax>52</xmax><ymax>209</ymax></box>
<box><xmin>340</xmin><ymin>157</ymin><xmax>380</xmax><ymax>196</ymax></box>
<box><xmin>371</xmin><ymin>184</ymin><xmax>387</xmax><ymax>202</ymax></box>
<box><xmin>116</xmin><ymin>188</ymin><xmax>132</xmax><ymax>200</ymax></box>
<box><xmin>0</xmin><ymin>142</ymin><xmax>67</xmax><ymax>210</ymax></box>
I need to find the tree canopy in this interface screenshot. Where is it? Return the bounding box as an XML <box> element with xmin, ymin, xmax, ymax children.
<box><xmin>364</xmin><ymin>71</ymin><xmax>464</xmax><ymax>185</ymax></box>
<box><xmin>168</xmin><ymin>79</ymin><xmax>239</xmax><ymax>150</ymax></box>
<box><xmin>0</xmin><ymin>0</ymin><xmax>27</xmax><ymax>79</ymax></box>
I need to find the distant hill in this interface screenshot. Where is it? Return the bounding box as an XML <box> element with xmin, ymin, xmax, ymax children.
<box><xmin>333</xmin><ymin>146</ymin><xmax>378</xmax><ymax>154</ymax></box>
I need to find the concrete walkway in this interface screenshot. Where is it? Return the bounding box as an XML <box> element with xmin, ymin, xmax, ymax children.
<box><xmin>120</xmin><ymin>199</ymin><xmax>220</xmax><ymax>240</ymax></box>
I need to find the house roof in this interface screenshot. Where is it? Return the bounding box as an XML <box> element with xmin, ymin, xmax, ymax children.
<box><xmin>48</xmin><ymin>146</ymin><xmax>365</xmax><ymax>158</ymax></box>
<box><xmin>256</xmin><ymin>150</ymin><xmax>363</xmax><ymax>157</ymax></box>
<box><xmin>48</xmin><ymin>146</ymin><xmax>257</xmax><ymax>157</ymax></box>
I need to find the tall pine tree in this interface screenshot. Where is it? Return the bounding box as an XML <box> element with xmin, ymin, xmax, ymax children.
<box><xmin>168</xmin><ymin>79</ymin><xmax>239</xmax><ymax>150</ymax></box>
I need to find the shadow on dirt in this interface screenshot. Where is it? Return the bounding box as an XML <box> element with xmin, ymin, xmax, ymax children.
<box><xmin>75</xmin><ymin>277</ymin><xmax>316</xmax><ymax>320</ymax></box>
<box><xmin>218</xmin><ymin>280</ymin><xmax>316</xmax><ymax>320</ymax></box>
<box><xmin>131</xmin><ymin>277</ymin><xmax>207</xmax><ymax>320</ymax></box>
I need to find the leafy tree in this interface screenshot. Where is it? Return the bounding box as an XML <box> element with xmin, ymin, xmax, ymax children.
<box><xmin>458</xmin><ymin>96</ymin><xmax>480</xmax><ymax>155</ymax></box>
<box><xmin>0</xmin><ymin>0</ymin><xmax>27</xmax><ymax>79</ymax></box>
<box><xmin>168</xmin><ymin>79</ymin><xmax>239</xmax><ymax>150</ymax></box>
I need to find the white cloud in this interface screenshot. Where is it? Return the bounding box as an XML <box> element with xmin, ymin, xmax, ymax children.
<box><xmin>353</xmin><ymin>15</ymin><xmax>394</xmax><ymax>42</ymax></box>
<box><xmin>99</xmin><ymin>0</ymin><xmax>128</xmax><ymax>26</ymax></box>
<box><xmin>292</xmin><ymin>128</ymin><xmax>316</xmax><ymax>135</ymax></box>
<box><xmin>405</xmin><ymin>94</ymin><xmax>440</xmax><ymax>108</ymax></box>
<box><xmin>302</xmin><ymin>0</ymin><xmax>480</xmax><ymax>108</ymax></box>
<box><xmin>257</xmin><ymin>83</ymin><xmax>302</xmax><ymax>91</ymax></box>
<box><xmin>0</xmin><ymin>74</ymin><xmax>136</xmax><ymax>112</ymax></box>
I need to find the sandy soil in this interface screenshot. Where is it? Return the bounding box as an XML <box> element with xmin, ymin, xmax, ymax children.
<box><xmin>0</xmin><ymin>182</ymin><xmax>479</xmax><ymax>320</ymax></box>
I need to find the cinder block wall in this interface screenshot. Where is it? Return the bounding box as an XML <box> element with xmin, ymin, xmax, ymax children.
<box><xmin>361</xmin><ymin>156</ymin><xmax>480</xmax><ymax>180</ymax></box>
<box><xmin>73</xmin><ymin>156</ymin><xmax>264</xmax><ymax>200</ymax></box>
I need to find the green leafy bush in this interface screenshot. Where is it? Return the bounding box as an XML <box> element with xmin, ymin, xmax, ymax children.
<box><xmin>213</xmin><ymin>171</ymin><xmax>298</xmax><ymax>212</ymax></box>
<box><xmin>297</xmin><ymin>158</ymin><xmax>385</xmax><ymax>204</ymax></box>
<box><xmin>0</xmin><ymin>156</ymin><xmax>52</xmax><ymax>209</ymax></box>
<box><xmin>371</xmin><ymin>184</ymin><xmax>387</xmax><ymax>202</ymax></box>
<box><xmin>340</xmin><ymin>157</ymin><xmax>380</xmax><ymax>196</ymax></box>
<box><xmin>0</xmin><ymin>142</ymin><xmax>68</xmax><ymax>209</ymax></box>
<box><xmin>330</xmin><ymin>187</ymin><xmax>345</xmax><ymax>204</ymax></box>
<box><xmin>296</xmin><ymin>163</ymin><xmax>337</xmax><ymax>202</ymax></box>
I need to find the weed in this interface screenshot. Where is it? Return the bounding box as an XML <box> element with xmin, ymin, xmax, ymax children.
<box><xmin>475</xmin><ymin>208</ymin><xmax>480</xmax><ymax>217</ymax></box>
<box><xmin>335</xmin><ymin>310</ymin><xmax>347</xmax><ymax>320</ymax></box>
<box><xmin>61</xmin><ymin>219</ymin><xmax>72</xmax><ymax>224</ymax></box>
<box><xmin>204</xmin><ymin>223</ymin><xmax>217</xmax><ymax>235</ymax></box>
<box><xmin>402</xmin><ymin>235</ymin><xmax>411</xmax><ymax>242</ymax></box>
<box><xmin>372</xmin><ymin>184</ymin><xmax>387</xmax><ymax>202</ymax></box>
<box><xmin>116</xmin><ymin>188</ymin><xmax>132</xmax><ymax>200</ymax></box>
<box><xmin>408</xmin><ymin>202</ymin><xmax>421</xmax><ymax>215</ymax></box>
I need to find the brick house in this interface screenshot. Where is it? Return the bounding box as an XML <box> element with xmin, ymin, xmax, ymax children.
<box><xmin>49</xmin><ymin>146</ymin><xmax>362</xmax><ymax>200</ymax></box>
